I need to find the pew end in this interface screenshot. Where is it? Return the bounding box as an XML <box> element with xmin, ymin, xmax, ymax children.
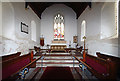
<box><xmin>96</xmin><ymin>52</ymin><xmax>120</xmax><ymax>80</ymax></box>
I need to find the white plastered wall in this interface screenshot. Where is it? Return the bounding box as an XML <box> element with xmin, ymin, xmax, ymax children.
<box><xmin>1</xmin><ymin>2</ymin><xmax>40</xmax><ymax>56</ymax></box>
<box><xmin>77</xmin><ymin>2</ymin><xmax>118</xmax><ymax>57</ymax></box>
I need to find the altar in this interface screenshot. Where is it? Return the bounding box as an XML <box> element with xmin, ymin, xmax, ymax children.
<box><xmin>50</xmin><ymin>41</ymin><xmax>67</xmax><ymax>52</ymax></box>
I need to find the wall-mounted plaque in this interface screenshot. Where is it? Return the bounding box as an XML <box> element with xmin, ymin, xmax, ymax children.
<box><xmin>21</xmin><ymin>22</ymin><xmax>28</xmax><ymax>34</ymax></box>
<box><xmin>73</xmin><ymin>36</ymin><xmax>78</xmax><ymax>43</ymax></box>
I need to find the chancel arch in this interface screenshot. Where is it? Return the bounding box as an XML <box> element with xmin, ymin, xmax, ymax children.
<box><xmin>41</xmin><ymin>4</ymin><xmax>77</xmax><ymax>44</ymax></box>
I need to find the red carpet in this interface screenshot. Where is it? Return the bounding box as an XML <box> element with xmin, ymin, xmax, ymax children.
<box><xmin>40</xmin><ymin>66</ymin><xmax>75</xmax><ymax>81</ymax></box>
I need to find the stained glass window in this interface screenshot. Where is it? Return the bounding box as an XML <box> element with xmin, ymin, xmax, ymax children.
<box><xmin>54</xmin><ymin>14</ymin><xmax>64</xmax><ymax>40</ymax></box>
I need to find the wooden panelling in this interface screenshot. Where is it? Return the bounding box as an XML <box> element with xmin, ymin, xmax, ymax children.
<box><xmin>2</xmin><ymin>52</ymin><xmax>21</xmax><ymax>62</ymax></box>
<box><xmin>51</xmin><ymin>45</ymin><xmax>66</xmax><ymax>52</ymax></box>
<box><xmin>96</xmin><ymin>52</ymin><xmax>120</xmax><ymax>79</ymax></box>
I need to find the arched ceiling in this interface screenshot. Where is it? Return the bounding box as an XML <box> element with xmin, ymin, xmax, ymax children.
<box><xmin>26</xmin><ymin>2</ymin><xmax>91</xmax><ymax>19</ymax></box>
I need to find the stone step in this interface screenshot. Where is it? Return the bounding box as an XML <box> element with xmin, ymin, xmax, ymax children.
<box><xmin>42</xmin><ymin>52</ymin><xmax>70</xmax><ymax>54</ymax></box>
<box><xmin>37</xmin><ymin>60</ymin><xmax>79</xmax><ymax>62</ymax></box>
<box><xmin>36</xmin><ymin>63</ymin><xmax>79</xmax><ymax>67</ymax></box>
<box><xmin>34</xmin><ymin>56</ymin><xmax>82</xmax><ymax>59</ymax></box>
<box><xmin>45</xmin><ymin>54</ymin><xmax>72</xmax><ymax>56</ymax></box>
<box><xmin>44</xmin><ymin>56</ymin><xmax>72</xmax><ymax>59</ymax></box>
<box><xmin>34</xmin><ymin>54</ymin><xmax>82</xmax><ymax>57</ymax></box>
<box><xmin>43</xmin><ymin>58</ymin><xmax>73</xmax><ymax>60</ymax></box>
<box><xmin>45</xmin><ymin>53</ymin><xmax>70</xmax><ymax>54</ymax></box>
<box><xmin>34</xmin><ymin>53</ymin><xmax>82</xmax><ymax>67</ymax></box>
<box><xmin>45</xmin><ymin>54</ymin><xmax>81</xmax><ymax>56</ymax></box>
<box><xmin>37</xmin><ymin>62</ymin><xmax>79</xmax><ymax>64</ymax></box>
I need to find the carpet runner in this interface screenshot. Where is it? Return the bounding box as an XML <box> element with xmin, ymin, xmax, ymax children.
<box><xmin>40</xmin><ymin>66</ymin><xmax>75</xmax><ymax>81</ymax></box>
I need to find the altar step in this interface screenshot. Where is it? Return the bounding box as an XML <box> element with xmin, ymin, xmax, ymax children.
<box><xmin>35</xmin><ymin>54</ymin><xmax>74</xmax><ymax>56</ymax></box>
<box><xmin>34</xmin><ymin>53</ymin><xmax>82</xmax><ymax>57</ymax></box>
<box><xmin>34</xmin><ymin>53</ymin><xmax>82</xmax><ymax>67</ymax></box>
<box><xmin>37</xmin><ymin>59</ymin><xmax>79</xmax><ymax>62</ymax></box>
<box><xmin>43</xmin><ymin>58</ymin><xmax>73</xmax><ymax>60</ymax></box>
<box><xmin>36</xmin><ymin>63</ymin><xmax>79</xmax><ymax>67</ymax></box>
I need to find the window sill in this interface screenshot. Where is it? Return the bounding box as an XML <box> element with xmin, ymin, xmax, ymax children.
<box><xmin>101</xmin><ymin>34</ymin><xmax>118</xmax><ymax>40</ymax></box>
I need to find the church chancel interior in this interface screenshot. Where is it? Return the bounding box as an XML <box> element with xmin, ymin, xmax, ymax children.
<box><xmin>1</xmin><ymin>1</ymin><xmax>120</xmax><ymax>81</ymax></box>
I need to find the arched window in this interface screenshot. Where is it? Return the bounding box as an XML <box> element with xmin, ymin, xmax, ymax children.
<box><xmin>81</xmin><ymin>20</ymin><xmax>86</xmax><ymax>41</ymax></box>
<box><xmin>31</xmin><ymin>20</ymin><xmax>36</xmax><ymax>42</ymax></box>
<box><xmin>54</xmin><ymin>14</ymin><xmax>64</xmax><ymax>40</ymax></box>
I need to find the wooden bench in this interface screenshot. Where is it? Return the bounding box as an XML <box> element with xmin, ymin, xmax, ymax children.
<box><xmin>96</xmin><ymin>52</ymin><xmax>120</xmax><ymax>79</ymax></box>
<box><xmin>96</xmin><ymin>52</ymin><xmax>120</xmax><ymax>67</ymax></box>
<box><xmin>2</xmin><ymin>51</ymin><xmax>42</xmax><ymax>80</ymax></box>
<box><xmin>2</xmin><ymin>52</ymin><xmax>21</xmax><ymax>62</ymax></box>
<box><xmin>33</xmin><ymin>46</ymin><xmax>52</xmax><ymax>55</ymax></box>
<box><xmin>74</xmin><ymin>54</ymin><xmax>115</xmax><ymax>80</ymax></box>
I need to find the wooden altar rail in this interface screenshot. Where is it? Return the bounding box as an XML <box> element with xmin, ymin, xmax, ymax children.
<box><xmin>65</xmin><ymin>48</ymin><xmax>88</xmax><ymax>53</ymax></box>
<box><xmin>30</xmin><ymin>48</ymin><xmax>88</xmax><ymax>54</ymax></box>
<box><xmin>29</xmin><ymin>48</ymin><xmax>51</xmax><ymax>55</ymax></box>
